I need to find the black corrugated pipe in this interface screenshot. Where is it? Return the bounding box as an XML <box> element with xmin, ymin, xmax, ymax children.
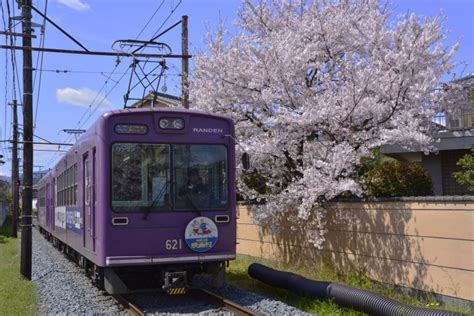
<box><xmin>248</xmin><ymin>263</ymin><xmax>465</xmax><ymax>316</ymax></box>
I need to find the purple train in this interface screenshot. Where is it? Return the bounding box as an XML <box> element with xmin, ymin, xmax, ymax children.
<box><xmin>36</xmin><ymin>108</ymin><xmax>236</xmax><ymax>294</ymax></box>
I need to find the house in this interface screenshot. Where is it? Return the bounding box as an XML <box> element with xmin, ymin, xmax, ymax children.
<box><xmin>0</xmin><ymin>176</ymin><xmax>10</xmax><ymax>226</ymax></box>
<box><xmin>128</xmin><ymin>92</ymin><xmax>182</xmax><ymax>108</ymax></box>
<box><xmin>381</xmin><ymin>74</ymin><xmax>474</xmax><ymax>195</ymax></box>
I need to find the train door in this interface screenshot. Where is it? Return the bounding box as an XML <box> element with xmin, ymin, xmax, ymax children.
<box><xmin>47</xmin><ymin>182</ymin><xmax>56</xmax><ymax>231</ymax></box>
<box><xmin>46</xmin><ymin>182</ymin><xmax>51</xmax><ymax>230</ymax></box>
<box><xmin>83</xmin><ymin>151</ymin><xmax>96</xmax><ymax>252</ymax></box>
<box><xmin>91</xmin><ymin>148</ymin><xmax>96</xmax><ymax>252</ymax></box>
<box><xmin>52</xmin><ymin>178</ymin><xmax>55</xmax><ymax>229</ymax></box>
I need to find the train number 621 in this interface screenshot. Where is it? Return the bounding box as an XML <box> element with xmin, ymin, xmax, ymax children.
<box><xmin>165</xmin><ymin>239</ymin><xmax>182</xmax><ymax>250</ymax></box>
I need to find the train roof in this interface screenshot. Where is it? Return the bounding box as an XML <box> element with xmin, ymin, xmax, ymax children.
<box><xmin>36</xmin><ymin>107</ymin><xmax>234</xmax><ymax>188</ymax></box>
<box><xmin>101</xmin><ymin>107</ymin><xmax>233</xmax><ymax>122</ymax></box>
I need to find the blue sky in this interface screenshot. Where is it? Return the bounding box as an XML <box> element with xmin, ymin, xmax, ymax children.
<box><xmin>0</xmin><ymin>0</ymin><xmax>473</xmax><ymax>176</ymax></box>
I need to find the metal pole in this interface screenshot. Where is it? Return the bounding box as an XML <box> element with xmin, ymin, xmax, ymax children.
<box><xmin>11</xmin><ymin>100</ymin><xmax>19</xmax><ymax>238</ymax></box>
<box><xmin>20</xmin><ymin>0</ymin><xmax>33</xmax><ymax>280</ymax></box>
<box><xmin>0</xmin><ymin>45</ymin><xmax>192</xmax><ymax>59</ymax></box>
<box><xmin>181</xmin><ymin>15</ymin><xmax>189</xmax><ymax>109</ymax></box>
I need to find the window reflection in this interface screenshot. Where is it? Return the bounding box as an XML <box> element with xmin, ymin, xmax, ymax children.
<box><xmin>112</xmin><ymin>144</ymin><xmax>170</xmax><ymax>212</ymax></box>
<box><xmin>174</xmin><ymin>145</ymin><xmax>228</xmax><ymax>211</ymax></box>
<box><xmin>111</xmin><ymin>143</ymin><xmax>228</xmax><ymax>212</ymax></box>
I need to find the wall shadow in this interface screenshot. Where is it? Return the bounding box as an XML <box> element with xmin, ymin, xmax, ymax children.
<box><xmin>0</xmin><ymin>215</ymin><xmax>12</xmax><ymax>243</ymax></box>
<box><xmin>253</xmin><ymin>199</ymin><xmax>433</xmax><ymax>295</ymax></box>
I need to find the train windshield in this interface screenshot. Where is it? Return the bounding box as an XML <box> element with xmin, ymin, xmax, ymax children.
<box><xmin>173</xmin><ymin>144</ymin><xmax>228</xmax><ymax>211</ymax></box>
<box><xmin>111</xmin><ymin>143</ymin><xmax>228</xmax><ymax>212</ymax></box>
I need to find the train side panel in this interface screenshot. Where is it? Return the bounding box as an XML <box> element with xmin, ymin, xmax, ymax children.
<box><xmin>37</xmin><ymin>108</ymin><xmax>237</xmax><ymax>294</ymax></box>
<box><xmin>97</xmin><ymin>111</ymin><xmax>236</xmax><ymax>268</ymax></box>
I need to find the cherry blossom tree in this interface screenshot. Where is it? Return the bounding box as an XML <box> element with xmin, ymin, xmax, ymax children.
<box><xmin>189</xmin><ymin>0</ymin><xmax>464</xmax><ymax>247</ymax></box>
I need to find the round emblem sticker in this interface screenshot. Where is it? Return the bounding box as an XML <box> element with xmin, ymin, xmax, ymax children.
<box><xmin>185</xmin><ymin>217</ymin><xmax>218</xmax><ymax>252</ymax></box>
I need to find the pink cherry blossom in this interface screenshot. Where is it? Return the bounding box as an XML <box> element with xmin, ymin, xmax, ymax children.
<box><xmin>189</xmin><ymin>0</ymin><xmax>465</xmax><ymax>248</ymax></box>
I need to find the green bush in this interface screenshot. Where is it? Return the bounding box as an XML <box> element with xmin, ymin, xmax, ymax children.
<box><xmin>453</xmin><ymin>148</ymin><xmax>474</xmax><ymax>192</ymax></box>
<box><xmin>363</xmin><ymin>161</ymin><xmax>433</xmax><ymax>197</ymax></box>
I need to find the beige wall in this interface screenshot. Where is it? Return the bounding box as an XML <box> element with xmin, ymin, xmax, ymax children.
<box><xmin>237</xmin><ymin>201</ymin><xmax>474</xmax><ymax>301</ymax></box>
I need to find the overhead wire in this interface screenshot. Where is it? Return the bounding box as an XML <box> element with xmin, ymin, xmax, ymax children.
<box><xmin>1</xmin><ymin>0</ymin><xmax>15</xmax><ymax>163</ymax></box>
<box><xmin>127</xmin><ymin>0</ymin><xmax>182</xmax><ymax>94</ymax></box>
<box><xmin>33</xmin><ymin>0</ymin><xmax>48</xmax><ymax>129</ymax></box>
<box><xmin>74</xmin><ymin>0</ymin><xmax>180</xmax><ymax>131</ymax></box>
<box><xmin>45</xmin><ymin>0</ymin><xmax>182</xmax><ymax>168</ymax></box>
<box><xmin>32</xmin><ymin>67</ymin><xmax>182</xmax><ymax>76</ymax></box>
<box><xmin>134</xmin><ymin>0</ymin><xmax>165</xmax><ymax>40</ymax></box>
<box><xmin>148</xmin><ymin>0</ymin><xmax>183</xmax><ymax>45</ymax></box>
<box><xmin>8</xmin><ymin>0</ymin><xmax>22</xmax><ymax>106</ymax></box>
<box><xmin>1</xmin><ymin>0</ymin><xmax>9</xmax><ymax>153</ymax></box>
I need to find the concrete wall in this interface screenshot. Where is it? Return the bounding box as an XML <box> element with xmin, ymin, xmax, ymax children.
<box><xmin>422</xmin><ymin>154</ymin><xmax>443</xmax><ymax>195</ymax></box>
<box><xmin>0</xmin><ymin>201</ymin><xmax>8</xmax><ymax>226</ymax></box>
<box><xmin>237</xmin><ymin>199</ymin><xmax>474</xmax><ymax>301</ymax></box>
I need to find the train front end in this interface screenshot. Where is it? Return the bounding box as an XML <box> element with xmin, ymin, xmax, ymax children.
<box><xmin>96</xmin><ymin>109</ymin><xmax>236</xmax><ymax>294</ymax></box>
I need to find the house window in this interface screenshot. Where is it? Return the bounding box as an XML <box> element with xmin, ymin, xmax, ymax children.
<box><xmin>441</xmin><ymin>150</ymin><xmax>471</xmax><ymax>195</ymax></box>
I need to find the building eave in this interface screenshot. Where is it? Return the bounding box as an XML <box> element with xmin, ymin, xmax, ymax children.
<box><xmin>381</xmin><ymin>129</ymin><xmax>474</xmax><ymax>154</ymax></box>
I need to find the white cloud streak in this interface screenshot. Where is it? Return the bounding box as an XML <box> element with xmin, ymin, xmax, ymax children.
<box><xmin>56</xmin><ymin>87</ymin><xmax>113</xmax><ymax>110</ymax></box>
<box><xmin>0</xmin><ymin>170</ymin><xmax>10</xmax><ymax>177</ymax></box>
<box><xmin>57</xmin><ymin>0</ymin><xmax>90</xmax><ymax>11</ymax></box>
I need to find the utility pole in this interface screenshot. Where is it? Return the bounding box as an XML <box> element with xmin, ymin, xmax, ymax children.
<box><xmin>181</xmin><ymin>15</ymin><xmax>189</xmax><ymax>109</ymax></box>
<box><xmin>20</xmin><ymin>0</ymin><xmax>33</xmax><ymax>280</ymax></box>
<box><xmin>11</xmin><ymin>100</ymin><xmax>19</xmax><ymax>238</ymax></box>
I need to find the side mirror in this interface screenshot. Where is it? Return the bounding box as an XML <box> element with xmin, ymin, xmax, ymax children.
<box><xmin>241</xmin><ymin>152</ymin><xmax>250</xmax><ymax>170</ymax></box>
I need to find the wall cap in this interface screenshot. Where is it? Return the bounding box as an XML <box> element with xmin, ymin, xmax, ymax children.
<box><xmin>238</xmin><ymin>195</ymin><xmax>474</xmax><ymax>205</ymax></box>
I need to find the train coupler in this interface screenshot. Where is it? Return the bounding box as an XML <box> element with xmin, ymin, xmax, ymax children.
<box><xmin>163</xmin><ymin>271</ymin><xmax>188</xmax><ymax>295</ymax></box>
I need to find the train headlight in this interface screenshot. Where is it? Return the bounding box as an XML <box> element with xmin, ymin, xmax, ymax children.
<box><xmin>159</xmin><ymin>118</ymin><xmax>170</xmax><ymax>129</ymax></box>
<box><xmin>159</xmin><ymin>118</ymin><xmax>185</xmax><ymax>130</ymax></box>
<box><xmin>172</xmin><ymin>118</ymin><xmax>184</xmax><ymax>129</ymax></box>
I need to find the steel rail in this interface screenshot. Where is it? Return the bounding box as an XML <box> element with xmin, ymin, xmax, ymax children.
<box><xmin>194</xmin><ymin>288</ymin><xmax>258</xmax><ymax>316</ymax></box>
<box><xmin>112</xmin><ymin>294</ymin><xmax>146</xmax><ymax>316</ymax></box>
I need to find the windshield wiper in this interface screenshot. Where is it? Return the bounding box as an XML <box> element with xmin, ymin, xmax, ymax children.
<box><xmin>143</xmin><ymin>182</ymin><xmax>169</xmax><ymax>220</ymax></box>
<box><xmin>183</xmin><ymin>192</ymin><xmax>202</xmax><ymax>217</ymax></box>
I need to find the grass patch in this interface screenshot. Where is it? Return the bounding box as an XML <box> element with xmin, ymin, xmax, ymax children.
<box><xmin>226</xmin><ymin>256</ymin><xmax>472</xmax><ymax>315</ymax></box>
<box><xmin>0</xmin><ymin>217</ymin><xmax>37</xmax><ymax>315</ymax></box>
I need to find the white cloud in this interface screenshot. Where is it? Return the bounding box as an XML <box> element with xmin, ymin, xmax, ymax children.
<box><xmin>56</xmin><ymin>87</ymin><xmax>113</xmax><ymax>110</ymax></box>
<box><xmin>0</xmin><ymin>170</ymin><xmax>9</xmax><ymax>177</ymax></box>
<box><xmin>34</xmin><ymin>143</ymin><xmax>61</xmax><ymax>151</ymax></box>
<box><xmin>57</xmin><ymin>0</ymin><xmax>90</xmax><ymax>11</ymax></box>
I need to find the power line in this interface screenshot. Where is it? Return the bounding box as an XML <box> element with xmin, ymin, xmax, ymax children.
<box><xmin>134</xmin><ymin>0</ymin><xmax>165</xmax><ymax>40</ymax></box>
<box><xmin>68</xmin><ymin>0</ymin><xmax>183</xmax><ymax>133</ymax></box>
<box><xmin>0</xmin><ymin>44</ymin><xmax>192</xmax><ymax>58</ymax></box>
<box><xmin>33</xmin><ymin>0</ymin><xmax>48</xmax><ymax>129</ymax></box>
<box><xmin>30</xmin><ymin>4</ymin><xmax>88</xmax><ymax>52</ymax></box>
<box><xmin>31</xmin><ymin>67</ymin><xmax>182</xmax><ymax>76</ymax></box>
<box><xmin>78</xmin><ymin>69</ymin><xmax>129</xmax><ymax>129</ymax></box>
<box><xmin>44</xmin><ymin>1</ymin><xmax>185</xmax><ymax>168</ymax></box>
<box><xmin>138</xmin><ymin>0</ymin><xmax>183</xmax><ymax>54</ymax></box>
<box><xmin>8</xmin><ymin>0</ymin><xmax>23</xmax><ymax>108</ymax></box>
<box><xmin>0</xmin><ymin>1</ymin><xmax>8</xmax><ymax>158</ymax></box>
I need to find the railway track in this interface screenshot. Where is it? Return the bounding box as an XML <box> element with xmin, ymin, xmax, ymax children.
<box><xmin>113</xmin><ymin>288</ymin><xmax>257</xmax><ymax>316</ymax></box>
<box><xmin>192</xmin><ymin>288</ymin><xmax>257</xmax><ymax>316</ymax></box>
<box><xmin>112</xmin><ymin>294</ymin><xmax>146</xmax><ymax>316</ymax></box>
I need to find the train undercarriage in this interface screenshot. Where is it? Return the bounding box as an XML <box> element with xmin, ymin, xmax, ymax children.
<box><xmin>37</xmin><ymin>226</ymin><xmax>227</xmax><ymax>295</ymax></box>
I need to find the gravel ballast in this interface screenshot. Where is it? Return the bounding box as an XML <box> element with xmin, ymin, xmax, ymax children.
<box><xmin>32</xmin><ymin>229</ymin><xmax>126</xmax><ymax>315</ymax></box>
<box><xmin>32</xmin><ymin>229</ymin><xmax>313</xmax><ymax>315</ymax></box>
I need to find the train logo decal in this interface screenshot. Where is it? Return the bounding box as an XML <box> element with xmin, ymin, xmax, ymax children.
<box><xmin>54</xmin><ymin>207</ymin><xmax>67</xmax><ymax>229</ymax></box>
<box><xmin>184</xmin><ymin>217</ymin><xmax>218</xmax><ymax>252</ymax></box>
<box><xmin>66</xmin><ymin>208</ymin><xmax>83</xmax><ymax>234</ymax></box>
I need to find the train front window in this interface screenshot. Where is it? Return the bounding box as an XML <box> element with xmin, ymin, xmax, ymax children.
<box><xmin>111</xmin><ymin>143</ymin><xmax>228</xmax><ymax>212</ymax></box>
<box><xmin>174</xmin><ymin>145</ymin><xmax>228</xmax><ymax>211</ymax></box>
<box><xmin>112</xmin><ymin>143</ymin><xmax>171</xmax><ymax>212</ymax></box>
